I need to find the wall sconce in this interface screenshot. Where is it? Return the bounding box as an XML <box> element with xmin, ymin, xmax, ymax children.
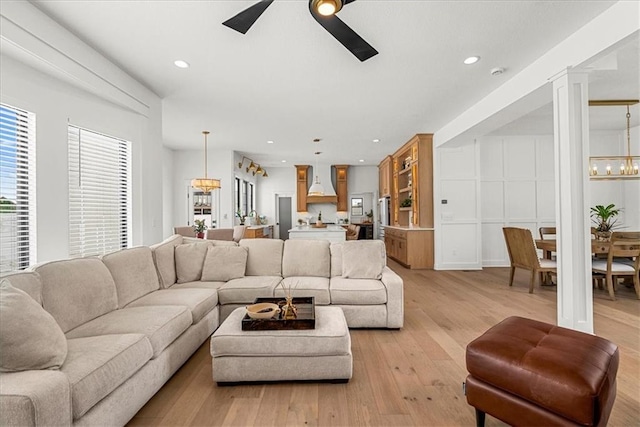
<box><xmin>238</xmin><ymin>156</ymin><xmax>268</xmax><ymax>178</ymax></box>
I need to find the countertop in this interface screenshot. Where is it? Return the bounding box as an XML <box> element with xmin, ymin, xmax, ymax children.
<box><xmin>383</xmin><ymin>225</ymin><xmax>434</xmax><ymax>231</ymax></box>
<box><xmin>288</xmin><ymin>225</ymin><xmax>346</xmax><ymax>232</ymax></box>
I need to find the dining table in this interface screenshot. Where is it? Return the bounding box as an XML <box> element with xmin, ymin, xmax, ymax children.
<box><xmin>535</xmin><ymin>239</ymin><xmax>610</xmax><ymax>259</ymax></box>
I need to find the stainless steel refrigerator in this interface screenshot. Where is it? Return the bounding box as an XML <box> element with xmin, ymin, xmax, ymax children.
<box><xmin>378</xmin><ymin>197</ymin><xmax>390</xmax><ymax>240</ymax></box>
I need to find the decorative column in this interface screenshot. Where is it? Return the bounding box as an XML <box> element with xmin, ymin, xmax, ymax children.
<box><xmin>551</xmin><ymin>68</ymin><xmax>593</xmax><ymax>333</ymax></box>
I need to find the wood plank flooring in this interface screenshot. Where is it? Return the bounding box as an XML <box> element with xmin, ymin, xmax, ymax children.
<box><xmin>129</xmin><ymin>262</ymin><xmax>640</xmax><ymax>426</ymax></box>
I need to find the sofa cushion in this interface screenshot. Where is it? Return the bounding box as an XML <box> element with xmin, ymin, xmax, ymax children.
<box><xmin>35</xmin><ymin>258</ymin><xmax>118</xmax><ymax>333</ymax></box>
<box><xmin>126</xmin><ymin>288</ymin><xmax>218</xmax><ymax>323</ymax></box>
<box><xmin>171</xmin><ymin>280</ymin><xmax>225</xmax><ymax>291</ymax></box>
<box><xmin>211</xmin><ymin>240</ymin><xmax>239</xmax><ymax>246</ymax></box>
<box><xmin>341</xmin><ymin>240</ymin><xmax>386</xmax><ymax>279</ymax></box>
<box><xmin>102</xmin><ymin>247</ymin><xmax>160</xmax><ymax>308</ymax></box>
<box><xmin>239</xmin><ymin>239</ymin><xmax>284</xmax><ymax>276</ymax></box>
<box><xmin>1</xmin><ymin>271</ymin><xmax>43</xmax><ymax>304</ymax></box>
<box><xmin>65</xmin><ymin>306</ymin><xmax>191</xmax><ymax>358</ymax></box>
<box><xmin>278</xmin><ymin>277</ymin><xmax>331</xmax><ymax>305</ymax></box>
<box><xmin>330</xmin><ymin>243</ymin><xmax>343</xmax><ymax>278</ymax></box>
<box><xmin>282</xmin><ymin>239</ymin><xmax>330</xmax><ymax>278</ymax></box>
<box><xmin>150</xmin><ymin>234</ymin><xmax>183</xmax><ymax>288</ymax></box>
<box><xmin>63</xmin><ymin>334</ymin><xmax>152</xmax><ymax>420</ymax></box>
<box><xmin>218</xmin><ymin>276</ymin><xmax>282</xmax><ymax>304</ymax></box>
<box><xmin>175</xmin><ymin>241</ymin><xmax>213</xmax><ymax>283</ymax></box>
<box><xmin>329</xmin><ymin>277</ymin><xmax>388</xmax><ymax>305</ymax></box>
<box><xmin>201</xmin><ymin>246</ymin><xmax>248</xmax><ymax>282</ymax></box>
<box><xmin>0</xmin><ymin>280</ymin><xmax>67</xmax><ymax>372</ymax></box>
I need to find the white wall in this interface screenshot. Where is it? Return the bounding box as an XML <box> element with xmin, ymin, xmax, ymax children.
<box><xmin>162</xmin><ymin>147</ymin><xmax>175</xmax><ymax>237</ymax></box>
<box><xmin>479</xmin><ymin>136</ymin><xmax>555</xmax><ymax>267</ymax></box>
<box><xmin>435</xmin><ymin>140</ymin><xmax>482</xmax><ymax>269</ymax></box>
<box><xmin>0</xmin><ymin>55</ymin><xmax>164</xmax><ymax>262</ymax></box>
<box><xmin>434</xmin><ymin>126</ymin><xmax>639</xmax><ymax>269</ymax></box>
<box><xmin>171</xmin><ymin>149</ymin><xmax>236</xmax><ymax>234</ymax></box>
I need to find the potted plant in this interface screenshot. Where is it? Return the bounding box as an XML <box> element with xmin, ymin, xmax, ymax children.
<box><xmin>365</xmin><ymin>209</ymin><xmax>374</xmax><ymax>223</ymax></box>
<box><xmin>590</xmin><ymin>204</ymin><xmax>620</xmax><ymax>240</ymax></box>
<box><xmin>193</xmin><ymin>219</ymin><xmax>207</xmax><ymax>239</ymax></box>
<box><xmin>236</xmin><ymin>210</ymin><xmax>246</xmax><ymax>225</ymax></box>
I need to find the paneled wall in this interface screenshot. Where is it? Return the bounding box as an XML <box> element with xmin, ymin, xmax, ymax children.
<box><xmin>436</xmin><ymin>141</ymin><xmax>481</xmax><ymax>269</ymax></box>
<box><xmin>479</xmin><ymin>136</ymin><xmax>555</xmax><ymax>267</ymax></box>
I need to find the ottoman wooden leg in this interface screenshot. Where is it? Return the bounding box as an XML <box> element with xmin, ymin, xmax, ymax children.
<box><xmin>475</xmin><ymin>408</ymin><xmax>485</xmax><ymax>427</ymax></box>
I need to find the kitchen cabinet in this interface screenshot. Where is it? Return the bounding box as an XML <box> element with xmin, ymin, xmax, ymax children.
<box><xmin>244</xmin><ymin>225</ymin><xmax>273</xmax><ymax>239</ymax></box>
<box><xmin>378</xmin><ymin>155</ymin><xmax>392</xmax><ymax>197</ymax></box>
<box><xmin>384</xmin><ymin>226</ymin><xmax>433</xmax><ymax>269</ymax></box>
<box><xmin>335</xmin><ymin>165</ymin><xmax>349</xmax><ymax>212</ymax></box>
<box><xmin>391</xmin><ymin>134</ymin><xmax>433</xmax><ymax>228</ymax></box>
<box><xmin>295</xmin><ymin>165</ymin><xmax>309</xmax><ymax>212</ymax></box>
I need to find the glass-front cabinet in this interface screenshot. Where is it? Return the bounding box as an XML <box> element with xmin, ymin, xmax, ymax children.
<box><xmin>187</xmin><ymin>186</ymin><xmax>219</xmax><ymax>229</ymax></box>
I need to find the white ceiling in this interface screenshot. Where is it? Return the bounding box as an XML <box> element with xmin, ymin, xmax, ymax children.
<box><xmin>30</xmin><ymin>0</ymin><xmax>633</xmax><ymax>166</ymax></box>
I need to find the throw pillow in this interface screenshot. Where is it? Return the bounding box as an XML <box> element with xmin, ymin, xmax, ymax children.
<box><xmin>201</xmin><ymin>246</ymin><xmax>248</xmax><ymax>281</ymax></box>
<box><xmin>175</xmin><ymin>242</ymin><xmax>211</xmax><ymax>283</ymax></box>
<box><xmin>0</xmin><ymin>279</ymin><xmax>68</xmax><ymax>372</ymax></box>
<box><xmin>341</xmin><ymin>240</ymin><xmax>386</xmax><ymax>279</ymax></box>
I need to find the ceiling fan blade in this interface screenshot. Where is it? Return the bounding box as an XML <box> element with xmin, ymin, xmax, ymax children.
<box><xmin>343</xmin><ymin>0</ymin><xmax>357</xmax><ymax>4</ymax></box>
<box><xmin>223</xmin><ymin>0</ymin><xmax>274</xmax><ymax>34</ymax></box>
<box><xmin>309</xmin><ymin>2</ymin><xmax>378</xmax><ymax>62</ymax></box>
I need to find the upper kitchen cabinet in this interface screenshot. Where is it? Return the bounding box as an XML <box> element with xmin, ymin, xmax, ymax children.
<box><xmin>335</xmin><ymin>165</ymin><xmax>349</xmax><ymax>212</ymax></box>
<box><xmin>295</xmin><ymin>164</ymin><xmax>348</xmax><ymax>212</ymax></box>
<box><xmin>391</xmin><ymin>134</ymin><xmax>433</xmax><ymax>227</ymax></box>
<box><xmin>378</xmin><ymin>155</ymin><xmax>392</xmax><ymax>197</ymax></box>
<box><xmin>295</xmin><ymin>165</ymin><xmax>309</xmax><ymax>212</ymax></box>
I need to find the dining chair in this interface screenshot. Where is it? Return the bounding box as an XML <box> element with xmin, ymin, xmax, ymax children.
<box><xmin>503</xmin><ymin>227</ymin><xmax>557</xmax><ymax>293</ymax></box>
<box><xmin>591</xmin><ymin>231</ymin><xmax>640</xmax><ymax>300</ymax></box>
<box><xmin>173</xmin><ymin>226</ymin><xmax>196</xmax><ymax>237</ymax></box>
<box><xmin>346</xmin><ymin>224</ymin><xmax>360</xmax><ymax>240</ymax></box>
<box><xmin>538</xmin><ymin>226</ymin><xmax>556</xmax><ymax>240</ymax></box>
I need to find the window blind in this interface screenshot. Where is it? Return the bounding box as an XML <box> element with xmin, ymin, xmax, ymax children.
<box><xmin>0</xmin><ymin>104</ymin><xmax>36</xmax><ymax>273</ymax></box>
<box><xmin>68</xmin><ymin>125</ymin><xmax>131</xmax><ymax>258</ymax></box>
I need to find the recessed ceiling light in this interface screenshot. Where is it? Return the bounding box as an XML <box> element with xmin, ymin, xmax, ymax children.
<box><xmin>281</xmin><ymin>160</ymin><xmax>287</xmax><ymax>163</ymax></box>
<box><xmin>174</xmin><ymin>60</ymin><xmax>190</xmax><ymax>68</ymax></box>
<box><xmin>463</xmin><ymin>56</ymin><xmax>480</xmax><ymax>65</ymax></box>
<box><xmin>359</xmin><ymin>159</ymin><xmax>365</xmax><ymax>163</ymax></box>
<box><xmin>372</xmin><ymin>139</ymin><xmax>380</xmax><ymax>143</ymax></box>
<box><xmin>267</xmin><ymin>140</ymin><xmax>274</xmax><ymax>144</ymax></box>
<box><xmin>490</xmin><ymin>67</ymin><xmax>505</xmax><ymax>76</ymax></box>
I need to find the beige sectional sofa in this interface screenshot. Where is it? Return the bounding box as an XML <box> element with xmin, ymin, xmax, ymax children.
<box><xmin>0</xmin><ymin>237</ymin><xmax>403</xmax><ymax>426</ymax></box>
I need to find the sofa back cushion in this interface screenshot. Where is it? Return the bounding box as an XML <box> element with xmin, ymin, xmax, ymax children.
<box><xmin>102</xmin><ymin>247</ymin><xmax>160</xmax><ymax>307</ymax></box>
<box><xmin>282</xmin><ymin>239</ymin><xmax>330</xmax><ymax>278</ymax></box>
<box><xmin>35</xmin><ymin>258</ymin><xmax>118</xmax><ymax>333</ymax></box>
<box><xmin>0</xmin><ymin>280</ymin><xmax>68</xmax><ymax>372</ymax></box>
<box><xmin>201</xmin><ymin>246</ymin><xmax>248</xmax><ymax>281</ymax></box>
<box><xmin>330</xmin><ymin>243</ymin><xmax>343</xmax><ymax>278</ymax></box>
<box><xmin>1</xmin><ymin>271</ymin><xmax>43</xmax><ymax>304</ymax></box>
<box><xmin>150</xmin><ymin>234</ymin><xmax>183</xmax><ymax>288</ymax></box>
<box><xmin>175</xmin><ymin>241</ymin><xmax>213</xmax><ymax>283</ymax></box>
<box><xmin>239</xmin><ymin>239</ymin><xmax>284</xmax><ymax>277</ymax></box>
<box><xmin>341</xmin><ymin>240</ymin><xmax>386</xmax><ymax>279</ymax></box>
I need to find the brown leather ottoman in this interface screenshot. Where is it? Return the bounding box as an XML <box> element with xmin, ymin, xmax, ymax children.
<box><xmin>465</xmin><ymin>316</ymin><xmax>619</xmax><ymax>427</ymax></box>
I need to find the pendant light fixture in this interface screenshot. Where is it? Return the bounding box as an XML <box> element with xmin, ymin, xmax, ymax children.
<box><xmin>191</xmin><ymin>131</ymin><xmax>221</xmax><ymax>193</ymax></box>
<box><xmin>588</xmin><ymin>100</ymin><xmax>639</xmax><ymax>180</ymax></box>
<box><xmin>308</xmin><ymin>151</ymin><xmax>325</xmax><ymax>196</ymax></box>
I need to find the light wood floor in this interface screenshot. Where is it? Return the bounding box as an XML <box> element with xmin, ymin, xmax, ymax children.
<box><xmin>129</xmin><ymin>262</ymin><xmax>640</xmax><ymax>426</ymax></box>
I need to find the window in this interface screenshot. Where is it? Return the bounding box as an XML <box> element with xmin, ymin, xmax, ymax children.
<box><xmin>234</xmin><ymin>176</ymin><xmax>255</xmax><ymax>216</ymax></box>
<box><xmin>0</xmin><ymin>104</ymin><xmax>36</xmax><ymax>273</ymax></box>
<box><xmin>68</xmin><ymin>125</ymin><xmax>131</xmax><ymax>258</ymax></box>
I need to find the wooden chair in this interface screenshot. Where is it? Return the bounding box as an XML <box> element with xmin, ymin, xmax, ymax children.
<box><xmin>591</xmin><ymin>231</ymin><xmax>640</xmax><ymax>300</ymax></box>
<box><xmin>346</xmin><ymin>224</ymin><xmax>360</xmax><ymax>240</ymax></box>
<box><xmin>538</xmin><ymin>226</ymin><xmax>556</xmax><ymax>240</ymax></box>
<box><xmin>503</xmin><ymin>227</ymin><xmax>557</xmax><ymax>293</ymax></box>
<box><xmin>173</xmin><ymin>226</ymin><xmax>195</xmax><ymax>237</ymax></box>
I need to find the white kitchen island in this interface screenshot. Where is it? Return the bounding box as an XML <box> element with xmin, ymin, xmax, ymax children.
<box><xmin>288</xmin><ymin>224</ymin><xmax>346</xmax><ymax>242</ymax></box>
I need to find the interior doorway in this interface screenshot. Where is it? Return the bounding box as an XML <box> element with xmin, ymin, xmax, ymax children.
<box><xmin>276</xmin><ymin>194</ymin><xmax>292</xmax><ymax>240</ymax></box>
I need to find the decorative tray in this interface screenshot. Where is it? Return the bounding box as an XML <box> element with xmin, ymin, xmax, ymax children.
<box><xmin>242</xmin><ymin>297</ymin><xmax>315</xmax><ymax>330</ymax></box>
<box><xmin>311</xmin><ymin>224</ymin><xmax>327</xmax><ymax>228</ymax></box>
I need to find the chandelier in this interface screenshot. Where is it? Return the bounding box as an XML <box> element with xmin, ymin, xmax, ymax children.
<box><xmin>238</xmin><ymin>156</ymin><xmax>268</xmax><ymax>177</ymax></box>
<box><xmin>589</xmin><ymin>100</ymin><xmax>639</xmax><ymax>180</ymax></box>
<box><xmin>191</xmin><ymin>131</ymin><xmax>221</xmax><ymax>193</ymax></box>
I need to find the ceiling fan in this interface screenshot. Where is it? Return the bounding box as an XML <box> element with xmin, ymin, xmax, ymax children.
<box><xmin>222</xmin><ymin>0</ymin><xmax>378</xmax><ymax>62</ymax></box>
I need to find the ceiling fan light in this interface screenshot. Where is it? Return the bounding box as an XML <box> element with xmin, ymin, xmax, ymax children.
<box><xmin>315</xmin><ymin>0</ymin><xmax>342</xmax><ymax>16</ymax></box>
